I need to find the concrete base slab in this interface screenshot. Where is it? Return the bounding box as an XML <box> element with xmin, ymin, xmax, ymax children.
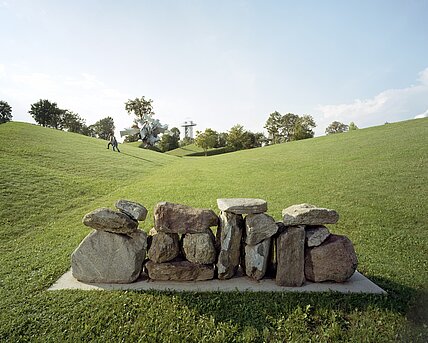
<box><xmin>49</xmin><ymin>270</ymin><xmax>386</xmax><ymax>294</ymax></box>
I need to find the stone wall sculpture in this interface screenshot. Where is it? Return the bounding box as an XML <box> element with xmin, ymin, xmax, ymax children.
<box><xmin>71</xmin><ymin>199</ymin><xmax>358</xmax><ymax>287</ymax></box>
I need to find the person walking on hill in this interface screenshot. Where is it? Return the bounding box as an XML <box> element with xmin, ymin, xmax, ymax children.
<box><xmin>107</xmin><ymin>135</ymin><xmax>120</xmax><ymax>152</ymax></box>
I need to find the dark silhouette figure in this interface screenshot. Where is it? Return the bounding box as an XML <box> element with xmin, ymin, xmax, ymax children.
<box><xmin>107</xmin><ymin>135</ymin><xmax>120</xmax><ymax>152</ymax></box>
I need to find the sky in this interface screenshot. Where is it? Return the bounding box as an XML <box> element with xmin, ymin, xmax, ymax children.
<box><xmin>1</xmin><ymin>0</ymin><xmax>427</xmax><ymax>140</ymax></box>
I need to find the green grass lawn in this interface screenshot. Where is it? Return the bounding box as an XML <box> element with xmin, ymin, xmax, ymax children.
<box><xmin>1</xmin><ymin>119</ymin><xmax>427</xmax><ymax>341</ymax></box>
<box><xmin>166</xmin><ymin>143</ymin><xmax>229</xmax><ymax>157</ymax></box>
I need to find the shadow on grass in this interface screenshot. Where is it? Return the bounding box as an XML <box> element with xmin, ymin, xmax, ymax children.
<box><xmin>134</xmin><ymin>275</ymin><xmax>425</xmax><ymax>331</ymax></box>
<box><xmin>120</xmin><ymin>152</ymin><xmax>165</xmax><ymax>166</ymax></box>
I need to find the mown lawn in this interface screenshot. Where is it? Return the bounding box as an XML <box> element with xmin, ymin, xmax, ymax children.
<box><xmin>0</xmin><ymin>120</ymin><xmax>427</xmax><ymax>342</ymax></box>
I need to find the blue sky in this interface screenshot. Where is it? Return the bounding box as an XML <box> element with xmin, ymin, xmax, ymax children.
<box><xmin>1</xmin><ymin>0</ymin><xmax>427</xmax><ymax>139</ymax></box>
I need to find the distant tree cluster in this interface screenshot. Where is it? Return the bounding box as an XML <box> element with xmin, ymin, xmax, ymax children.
<box><xmin>195</xmin><ymin>125</ymin><xmax>266</xmax><ymax>155</ymax></box>
<box><xmin>28</xmin><ymin>99</ymin><xmax>115</xmax><ymax>140</ymax></box>
<box><xmin>0</xmin><ymin>100</ymin><xmax>12</xmax><ymax>124</ymax></box>
<box><xmin>325</xmin><ymin>121</ymin><xmax>358</xmax><ymax>135</ymax></box>
<box><xmin>264</xmin><ymin>111</ymin><xmax>316</xmax><ymax>144</ymax></box>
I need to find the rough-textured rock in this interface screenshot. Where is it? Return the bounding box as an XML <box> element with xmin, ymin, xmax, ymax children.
<box><xmin>146</xmin><ymin>260</ymin><xmax>214</xmax><ymax>281</ymax></box>
<box><xmin>282</xmin><ymin>204</ymin><xmax>339</xmax><ymax>225</ymax></box>
<box><xmin>305</xmin><ymin>234</ymin><xmax>357</xmax><ymax>282</ymax></box>
<box><xmin>216</xmin><ymin>211</ymin><xmax>244</xmax><ymax>279</ymax></box>
<box><xmin>147</xmin><ymin>232</ymin><xmax>180</xmax><ymax>263</ymax></box>
<box><xmin>217</xmin><ymin>198</ymin><xmax>267</xmax><ymax>214</ymax></box>
<box><xmin>244</xmin><ymin>238</ymin><xmax>271</xmax><ymax>280</ymax></box>
<box><xmin>276</xmin><ymin>225</ymin><xmax>305</xmax><ymax>287</ymax></box>
<box><xmin>154</xmin><ymin>202</ymin><xmax>218</xmax><ymax>234</ymax></box>
<box><xmin>305</xmin><ymin>225</ymin><xmax>330</xmax><ymax>247</ymax></box>
<box><xmin>183</xmin><ymin>231</ymin><xmax>216</xmax><ymax>264</ymax></box>
<box><xmin>82</xmin><ymin>208</ymin><xmax>138</xmax><ymax>234</ymax></box>
<box><xmin>115</xmin><ymin>199</ymin><xmax>148</xmax><ymax>221</ymax></box>
<box><xmin>71</xmin><ymin>230</ymin><xmax>147</xmax><ymax>283</ymax></box>
<box><xmin>148</xmin><ymin>227</ymin><xmax>158</xmax><ymax>236</ymax></box>
<box><xmin>245</xmin><ymin>213</ymin><xmax>278</xmax><ymax>245</ymax></box>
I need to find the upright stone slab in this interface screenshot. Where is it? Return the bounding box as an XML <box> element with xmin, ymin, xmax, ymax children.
<box><xmin>115</xmin><ymin>199</ymin><xmax>148</xmax><ymax>221</ymax></box>
<box><xmin>183</xmin><ymin>231</ymin><xmax>216</xmax><ymax>264</ymax></box>
<box><xmin>305</xmin><ymin>234</ymin><xmax>357</xmax><ymax>282</ymax></box>
<box><xmin>154</xmin><ymin>202</ymin><xmax>218</xmax><ymax>234</ymax></box>
<box><xmin>244</xmin><ymin>238</ymin><xmax>271</xmax><ymax>280</ymax></box>
<box><xmin>282</xmin><ymin>204</ymin><xmax>339</xmax><ymax>225</ymax></box>
<box><xmin>305</xmin><ymin>225</ymin><xmax>330</xmax><ymax>247</ymax></box>
<box><xmin>276</xmin><ymin>225</ymin><xmax>305</xmax><ymax>287</ymax></box>
<box><xmin>82</xmin><ymin>208</ymin><xmax>138</xmax><ymax>234</ymax></box>
<box><xmin>146</xmin><ymin>260</ymin><xmax>214</xmax><ymax>281</ymax></box>
<box><xmin>245</xmin><ymin>213</ymin><xmax>278</xmax><ymax>245</ymax></box>
<box><xmin>71</xmin><ymin>230</ymin><xmax>147</xmax><ymax>283</ymax></box>
<box><xmin>147</xmin><ymin>232</ymin><xmax>180</xmax><ymax>263</ymax></box>
<box><xmin>217</xmin><ymin>198</ymin><xmax>267</xmax><ymax>214</ymax></box>
<box><xmin>217</xmin><ymin>211</ymin><xmax>244</xmax><ymax>279</ymax></box>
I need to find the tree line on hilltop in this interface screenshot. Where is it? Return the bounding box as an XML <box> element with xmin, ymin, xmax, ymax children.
<box><xmin>0</xmin><ymin>97</ymin><xmax>359</xmax><ymax>154</ymax></box>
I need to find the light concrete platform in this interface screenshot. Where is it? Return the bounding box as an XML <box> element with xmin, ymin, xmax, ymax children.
<box><xmin>48</xmin><ymin>270</ymin><xmax>386</xmax><ymax>294</ymax></box>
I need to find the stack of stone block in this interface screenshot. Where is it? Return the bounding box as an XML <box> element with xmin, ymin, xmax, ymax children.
<box><xmin>275</xmin><ymin>203</ymin><xmax>357</xmax><ymax>287</ymax></box>
<box><xmin>70</xmin><ymin>199</ymin><xmax>358</xmax><ymax>286</ymax></box>
<box><xmin>145</xmin><ymin>202</ymin><xmax>219</xmax><ymax>281</ymax></box>
<box><xmin>216</xmin><ymin>198</ymin><xmax>278</xmax><ymax>280</ymax></box>
<box><xmin>71</xmin><ymin>200</ymin><xmax>148</xmax><ymax>283</ymax></box>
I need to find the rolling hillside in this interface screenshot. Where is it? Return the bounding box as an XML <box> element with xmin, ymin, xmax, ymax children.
<box><xmin>0</xmin><ymin>119</ymin><xmax>427</xmax><ymax>341</ymax></box>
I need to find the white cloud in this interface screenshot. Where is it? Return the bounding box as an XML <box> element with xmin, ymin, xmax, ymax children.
<box><xmin>315</xmin><ymin>67</ymin><xmax>428</xmax><ymax>135</ymax></box>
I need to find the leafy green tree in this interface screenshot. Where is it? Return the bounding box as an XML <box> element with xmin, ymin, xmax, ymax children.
<box><xmin>180</xmin><ymin>136</ymin><xmax>194</xmax><ymax>147</ymax></box>
<box><xmin>0</xmin><ymin>100</ymin><xmax>12</xmax><ymax>124</ymax></box>
<box><xmin>29</xmin><ymin>99</ymin><xmax>64</xmax><ymax>128</ymax></box>
<box><xmin>195</xmin><ymin>128</ymin><xmax>219</xmax><ymax>156</ymax></box>
<box><xmin>125</xmin><ymin>96</ymin><xmax>154</xmax><ymax>119</ymax></box>
<box><xmin>293</xmin><ymin>115</ymin><xmax>316</xmax><ymax>141</ymax></box>
<box><xmin>281</xmin><ymin>113</ymin><xmax>300</xmax><ymax>142</ymax></box>
<box><xmin>92</xmin><ymin>116</ymin><xmax>115</xmax><ymax>140</ymax></box>
<box><xmin>325</xmin><ymin>121</ymin><xmax>349</xmax><ymax>135</ymax></box>
<box><xmin>226</xmin><ymin>124</ymin><xmax>247</xmax><ymax>151</ymax></box>
<box><xmin>265</xmin><ymin>112</ymin><xmax>316</xmax><ymax>143</ymax></box>
<box><xmin>264</xmin><ymin>111</ymin><xmax>283</xmax><ymax>144</ymax></box>
<box><xmin>60</xmin><ymin>110</ymin><xmax>86</xmax><ymax>133</ymax></box>
<box><xmin>81</xmin><ymin>124</ymin><xmax>96</xmax><ymax>137</ymax></box>
<box><xmin>216</xmin><ymin>132</ymin><xmax>228</xmax><ymax>148</ymax></box>
<box><xmin>158</xmin><ymin>127</ymin><xmax>180</xmax><ymax>152</ymax></box>
<box><xmin>349</xmin><ymin>122</ymin><xmax>358</xmax><ymax>131</ymax></box>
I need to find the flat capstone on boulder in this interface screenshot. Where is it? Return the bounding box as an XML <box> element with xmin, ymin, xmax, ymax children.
<box><xmin>115</xmin><ymin>199</ymin><xmax>148</xmax><ymax>221</ymax></box>
<box><xmin>282</xmin><ymin>203</ymin><xmax>339</xmax><ymax>225</ymax></box>
<box><xmin>82</xmin><ymin>208</ymin><xmax>138</xmax><ymax>235</ymax></box>
<box><xmin>216</xmin><ymin>198</ymin><xmax>267</xmax><ymax>214</ymax></box>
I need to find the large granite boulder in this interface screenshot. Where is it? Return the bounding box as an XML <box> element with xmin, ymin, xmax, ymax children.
<box><xmin>154</xmin><ymin>202</ymin><xmax>218</xmax><ymax>234</ymax></box>
<box><xmin>147</xmin><ymin>232</ymin><xmax>180</xmax><ymax>263</ymax></box>
<box><xmin>82</xmin><ymin>208</ymin><xmax>138</xmax><ymax>234</ymax></box>
<box><xmin>115</xmin><ymin>199</ymin><xmax>148</xmax><ymax>221</ymax></box>
<box><xmin>305</xmin><ymin>225</ymin><xmax>330</xmax><ymax>247</ymax></box>
<box><xmin>305</xmin><ymin>234</ymin><xmax>357</xmax><ymax>282</ymax></box>
<box><xmin>244</xmin><ymin>238</ymin><xmax>271</xmax><ymax>280</ymax></box>
<box><xmin>145</xmin><ymin>260</ymin><xmax>214</xmax><ymax>281</ymax></box>
<box><xmin>276</xmin><ymin>225</ymin><xmax>305</xmax><ymax>287</ymax></box>
<box><xmin>183</xmin><ymin>232</ymin><xmax>216</xmax><ymax>264</ymax></box>
<box><xmin>71</xmin><ymin>230</ymin><xmax>147</xmax><ymax>283</ymax></box>
<box><xmin>217</xmin><ymin>198</ymin><xmax>267</xmax><ymax>214</ymax></box>
<box><xmin>282</xmin><ymin>204</ymin><xmax>339</xmax><ymax>225</ymax></box>
<box><xmin>216</xmin><ymin>211</ymin><xmax>244</xmax><ymax>279</ymax></box>
<box><xmin>245</xmin><ymin>213</ymin><xmax>278</xmax><ymax>245</ymax></box>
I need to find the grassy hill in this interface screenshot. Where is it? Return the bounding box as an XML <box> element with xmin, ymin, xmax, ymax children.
<box><xmin>166</xmin><ymin>143</ymin><xmax>229</xmax><ymax>157</ymax></box>
<box><xmin>1</xmin><ymin>119</ymin><xmax>427</xmax><ymax>341</ymax></box>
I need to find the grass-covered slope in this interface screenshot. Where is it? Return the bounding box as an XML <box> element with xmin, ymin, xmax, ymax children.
<box><xmin>1</xmin><ymin>119</ymin><xmax>427</xmax><ymax>341</ymax></box>
<box><xmin>166</xmin><ymin>143</ymin><xmax>229</xmax><ymax>157</ymax></box>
